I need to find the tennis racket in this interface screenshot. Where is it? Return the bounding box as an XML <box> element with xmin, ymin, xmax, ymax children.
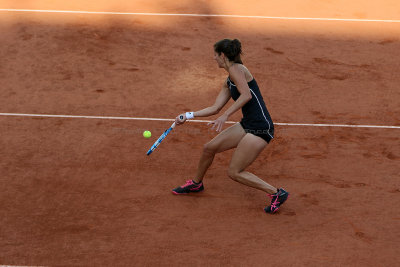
<box><xmin>146</xmin><ymin>115</ymin><xmax>183</xmax><ymax>155</ymax></box>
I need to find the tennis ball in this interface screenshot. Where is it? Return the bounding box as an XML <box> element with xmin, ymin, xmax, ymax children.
<box><xmin>143</xmin><ymin>130</ymin><xmax>151</xmax><ymax>138</ymax></box>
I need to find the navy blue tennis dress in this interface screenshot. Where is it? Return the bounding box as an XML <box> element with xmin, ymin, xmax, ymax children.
<box><xmin>227</xmin><ymin>76</ymin><xmax>274</xmax><ymax>143</ymax></box>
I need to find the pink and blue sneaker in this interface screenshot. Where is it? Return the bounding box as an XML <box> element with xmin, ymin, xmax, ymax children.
<box><xmin>264</xmin><ymin>188</ymin><xmax>289</xmax><ymax>213</ymax></box>
<box><xmin>172</xmin><ymin>180</ymin><xmax>204</xmax><ymax>195</ymax></box>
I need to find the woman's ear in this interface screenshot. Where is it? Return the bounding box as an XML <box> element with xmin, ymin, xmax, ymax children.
<box><xmin>221</xmin><ymin>53</ymin><xmax>229</xmax><ymax>65</ymax></box>
<box><xmin>220</xmin><ymin>52</ymin><xmax>226</xmax><ymax>60</ymax></box>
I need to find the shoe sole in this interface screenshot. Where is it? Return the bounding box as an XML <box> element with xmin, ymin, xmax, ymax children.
<box><xmin>171</xmin><ymin>189</ymin><xmax>204</xmax><ymax>195</ymax></box>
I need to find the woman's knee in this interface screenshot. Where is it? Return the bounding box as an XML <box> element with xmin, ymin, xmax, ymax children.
<box><xmin>227</xmin><ymin>167</ymin><xmax>240</xmax><ymax>181</ymax></box>
<box><xmin>203</xmin><ymin>142</ymin><xmax>218</xmax><ymax>155</ymax></box>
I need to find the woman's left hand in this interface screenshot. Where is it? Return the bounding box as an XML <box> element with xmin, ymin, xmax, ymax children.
<box><xmin>208</xmin><ymin>114</ymin><xmax>229</xmax><ymax>132</ymax></box>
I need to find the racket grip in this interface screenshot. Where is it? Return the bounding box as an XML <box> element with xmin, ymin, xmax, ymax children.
<box><xmin>179</xmin><ymin>115</ymin><xmax>184</xmax><ymax>120</ymax></box>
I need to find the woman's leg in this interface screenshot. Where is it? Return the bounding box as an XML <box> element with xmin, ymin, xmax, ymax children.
<box><xmin>227</xmin><ymin>133</ymin><xmax>277</xmax><ymax>194</ymax></box>
<box><xmin>194</xmin><ymin>123</ymin><xmax>246</xmax><ymax>183</ymax></box>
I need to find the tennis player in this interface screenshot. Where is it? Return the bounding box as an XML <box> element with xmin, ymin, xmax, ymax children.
<box><xmin>172</xmin><ymin>39</ymin><xmax>289</xmax><ymax>214</ymax></box>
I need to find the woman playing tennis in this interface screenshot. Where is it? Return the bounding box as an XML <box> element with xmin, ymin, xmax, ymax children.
<box><xmin>172</xmin><ymin>39</ymin><xmax>289</xmax><ymax>214</ymax></box>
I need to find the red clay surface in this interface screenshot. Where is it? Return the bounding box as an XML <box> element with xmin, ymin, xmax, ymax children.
<box><xmin>0</xmin><ymin>1</ymin><xmax>399</xmax><ymax>266</ymax></box>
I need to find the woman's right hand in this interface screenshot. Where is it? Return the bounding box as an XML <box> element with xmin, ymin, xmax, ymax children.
<box><xmin>175</xmin><ymin>113</ymin><xmax>187</xmax><ymax>125</ymax></box>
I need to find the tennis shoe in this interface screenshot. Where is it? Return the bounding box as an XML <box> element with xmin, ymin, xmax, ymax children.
<box><xmin>264</xmin><ymin>188</ymin><xmax>289</xmax><ymax>214</ymax></box>
<box><xmin>172</xmin><ymin>180</ymin><xmax>204</xmax><ymax>195</ymax></box>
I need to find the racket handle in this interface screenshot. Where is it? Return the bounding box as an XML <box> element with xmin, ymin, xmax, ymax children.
<box><xmin>179</xmin><ymin>115</ymin><xmax>184</xmax><ymax>120</ymax></box>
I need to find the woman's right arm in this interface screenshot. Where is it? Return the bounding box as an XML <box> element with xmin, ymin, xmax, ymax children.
<box><xmin>175</xmin><ymin>81</ymin><xmax>230</xmax><ymax>125</ymax></box>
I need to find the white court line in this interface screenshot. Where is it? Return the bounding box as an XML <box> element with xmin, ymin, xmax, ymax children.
<box><xmin>0</xmin><ymin>9</ymin><xmax>399</xmax><ymax>23</ymax></box>
<box><xmin>0</xmin><ymin>113</ymin><xmax>399</xmax><ymax>129</ymax></box>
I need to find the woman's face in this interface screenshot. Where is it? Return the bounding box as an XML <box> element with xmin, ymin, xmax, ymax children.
<box><xmin>214</xmin><ymin>51</ymin><xmax>225</xmax><ymax>68</ymax></box>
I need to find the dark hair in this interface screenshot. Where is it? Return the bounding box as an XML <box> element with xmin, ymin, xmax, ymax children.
<box><xmin>214</xmin><ymin>39</ymin><xmax>243</xmax><ymax>64</ymax></box>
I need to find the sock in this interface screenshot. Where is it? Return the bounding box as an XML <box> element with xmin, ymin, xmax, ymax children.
<box><xmin>192</xmin><ymin>180</ymin><xmax>201</xmax><ymax>184</ymax></box>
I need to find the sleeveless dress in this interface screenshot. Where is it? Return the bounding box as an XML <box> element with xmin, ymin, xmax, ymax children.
<box><xmin>227</xmin><ymin>76</ymin><xmax>274</xmax><ymax>143</ymax></box>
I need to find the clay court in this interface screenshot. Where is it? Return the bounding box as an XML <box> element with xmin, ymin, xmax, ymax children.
<box><xmin>0</xmin><ymin>1</ymin><xmax>399</xmax><ymax>266</ymax></box>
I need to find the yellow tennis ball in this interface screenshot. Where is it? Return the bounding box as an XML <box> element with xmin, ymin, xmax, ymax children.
<box><xmin>143</xmin><ymin>130</ymin><xmax>151</xmax><ymax>138</ymax></box>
